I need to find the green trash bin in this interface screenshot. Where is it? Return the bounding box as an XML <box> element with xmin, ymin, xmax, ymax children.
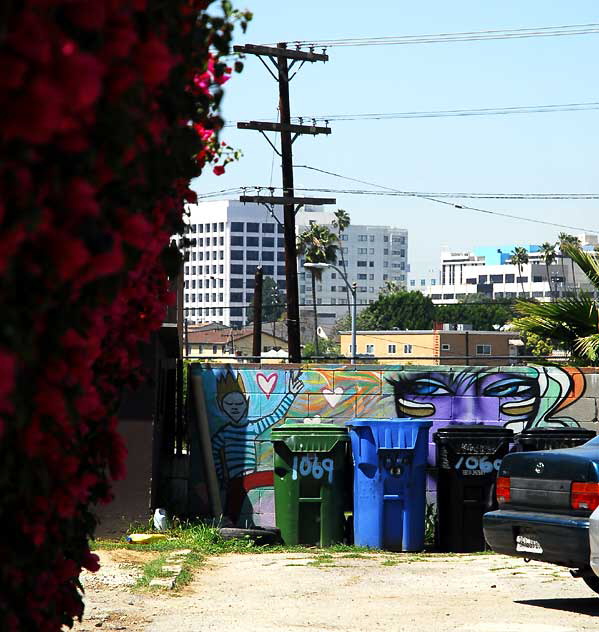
<box><xmin>271</xmin><ymin>423</ymin><xmax>350</xmax><ymax>546</ymax></box>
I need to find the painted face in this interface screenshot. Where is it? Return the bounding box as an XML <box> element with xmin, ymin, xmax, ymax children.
<box><xmin>220</xmin><ymin>391</ymin><xmax>249</xmax><ymax>424</ymax></box>
<box><xmin>389</xmin><ymin>369</ymin><xmax>541</xmax><ymax>425</ymax></box>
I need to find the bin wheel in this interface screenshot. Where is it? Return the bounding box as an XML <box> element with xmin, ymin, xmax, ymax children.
<box><xmin>218</xmin><ymin>527</ymin><xmax>281</xmax><ymax>545</ymax></box>
<box><xmin>582</xmin><ymin>574</ymin><xmax>599</xmax><ymax>595</ymax></box>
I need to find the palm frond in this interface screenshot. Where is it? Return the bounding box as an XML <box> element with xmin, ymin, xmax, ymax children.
<box><xmin>561</xmin><ymin>242</ymin><xmax>599</xmax><ymax>290</ymax></box>
<box><xmin>574</xmin><ymin>334</ymin><xmax>599</xmax><ymax>362</ymax></box>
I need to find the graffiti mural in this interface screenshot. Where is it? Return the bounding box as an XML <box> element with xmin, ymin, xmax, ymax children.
<box><xmin>387</xmin><ymin>365</ymin><xmax>586</xmax><ymax>433</ymax></box>
<box><xmin>191</xmin><ymin>363</ymin><xmax>594</xmax><ymax>527</ymax></box>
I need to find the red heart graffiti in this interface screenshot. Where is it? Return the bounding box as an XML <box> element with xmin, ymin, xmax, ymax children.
<box><xmin>256</xmin><ymin>372</ymin><xmax>278</xmax><ymax>399</ymax></box>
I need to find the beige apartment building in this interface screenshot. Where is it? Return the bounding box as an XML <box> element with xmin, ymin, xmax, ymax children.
<box><xmin>339</xmin><ymin>329</ymin><xmax>524</xmax><ymax>366</ymax></box>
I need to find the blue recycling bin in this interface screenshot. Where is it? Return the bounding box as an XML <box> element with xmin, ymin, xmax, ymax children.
<box><xmin>345</xmin><ymin>419</ymin><xmax>432</xmax><ymax>552</ymax></box>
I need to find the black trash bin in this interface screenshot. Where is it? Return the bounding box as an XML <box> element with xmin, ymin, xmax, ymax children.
<box><xmin>434</xmin><ymin>425</ymin><xmax>513</xmax><ymax>553</ymax></box>
<box><xmin>515</xmin><ymin>427</ymin><xmax>596</xmax><ymax>452</ymax></box>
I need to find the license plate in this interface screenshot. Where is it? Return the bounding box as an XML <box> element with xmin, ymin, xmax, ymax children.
<box><xmin>516</xmin><ymin>534</ymin><xmax>543</xmax><ymax>554</ymax></box>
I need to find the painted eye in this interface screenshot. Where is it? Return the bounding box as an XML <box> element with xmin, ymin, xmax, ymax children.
<box><xmin>409</xmin><ymin>379</ymin><xmax>451</xmax><ymax>396</ymax></box>
<box><xmin>483</xmin><ymin>380</ymin><xmax>535</xmax><ymax>398</ymax></box>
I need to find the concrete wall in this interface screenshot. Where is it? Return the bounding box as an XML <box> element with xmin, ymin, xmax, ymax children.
<box><xmin>190</xmin><ymin>363</ymin><xmax>598</xmax><ymax>528</ymax></box>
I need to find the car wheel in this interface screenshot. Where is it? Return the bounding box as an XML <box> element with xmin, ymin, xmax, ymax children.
<box><xmin>582</xmin><ymin>575</ymin><xmax>599</xmax><ymax>595</ymax></box>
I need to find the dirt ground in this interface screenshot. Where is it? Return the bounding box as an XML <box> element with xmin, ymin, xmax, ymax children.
<box><xmin>72</xmin><ymin>549</ymin><xmax>599</xmax><ymax>632</ymax></box>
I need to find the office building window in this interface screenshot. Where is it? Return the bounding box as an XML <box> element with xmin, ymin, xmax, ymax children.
<box><xmin>476</xmin><ymin>344</ymin><xmax>492</xmax><ymax>355</ymax></box>
<box><xmin>263</xmin><ymin>265</ymin><xmax>274</xmax><ymax>275</ymax></box>
<box><xmin>388</xmin><ymin>344</ymin><xmax>396</xmax><ymax>353</ymax></box>
<box><xmin>262</xmin><ymin>223</ymin><xmax>275</xmax><ymax>233</ymax></box>
<box><xmin>369</xmin><ymin>235</ymin><xmax>375</xmax><ymax>242</ymax></box>
<box><xmin>505</xmin><ymin>274</ymin><xmax>515</xmax><ymax>283</ymax></box>
<box><xmin>231</xmin><ymin>222</ymin><xmax>244</xmax><ymax>232</ymax></box>
<box><xmin>246</xmin><ymin>251</ymin><xmax>259</xmax><ymax>260</ymax></box>
<box><xmin>231</xmin><ymin>235</ymin><xmax>243</xmax><ymax>246</ymax></box>
<box><xmin>357</xmin><ymin>261</ymin><xmax>367</xmax><ymax>267</ymax></box>
<box><xmin>231</xmin><ymin>250</ymin><xmax>243</xmax><ymax>260</ymax></box>
<box><xmin>357</xmin><ymin>274</ymin><xmax>367</xmax><ymax>280</ymax></box>
<box><xmin>246</xmin><ymin>278</ymin><xmax>255</xmax><ymax>288</ymax></box>
<box><xmin>358</xmin><ymin>248</ymin><xmax>368</xmax><ymax>254</ymax></box>
<box><xmin>366</xmin><ymin>344</ymin><xmax>375</xmax><ymax>354</ymax></box>
<box><xmin>262</xmin><ymin>251</ymin><xmax>274</xmax><ymax>261</ymax></box>
<box><xmin>278</xmin><ymin>238</ymin><xmax>285</xmax><ymax>247</ymax></box>
<box><xmin>263</xmin><ymin>237</ymin><xmax>274</xmax><ymax>247</ymax></box>
<box><xmin>358</xmin><ymin>235</ymin><xmax>368</xmax><ymax>242</ymax></box>
<box><xmin>230</xmin><ymin>278</ymin><xmax>243</xmax><ymax>288</ymax></box>
<box><xmin>247</xmin><ymin>222</ymin><xmax>259</xmax><ymax>232</ymax></box>
<box><xmin>403</xmin><ymin>344</ymin><xmax>413</xmax><ymax>354</ymax></box>
<box><xmin>369</xmin><ymin>261</ymin><xmax>374</xmax><ymax>267</ymax></box>
<box><xmin>341</xmin><ymin>234</ymin><xmax>348</xmax><ymax>241</ymax></box>
<box><xmin>230</xmin><ymin>292</ymin><xmax>243</xmax><ymax>302</ymax></box>
<box><xmin>230</xmin><ymin>264</ymin><xmax>243</xmax><ymax>274</ymax></box>
<box><xmin>441</xmin><ymin>343</ymin><xmax>451</xmax><ymax>351</ymax></box>
<box><xmin>247</xmin><ymin>236</ymin><xmax>259</xmax><ymax>247</ymax></box>
<box><xmin>517</xmin><ymin>276</ymin><xmax>528</xmax><ymax>284</ymax></box>
<box><xmin>277</xmin><ymin>266</ymin><xmax>286</xmax><ymax>276</ymax></box>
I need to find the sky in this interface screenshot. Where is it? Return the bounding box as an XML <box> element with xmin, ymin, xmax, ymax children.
<box><xmin>192</xmin><ymin>1</ymin><xmax>599</xmax><ymax>277</ymax></box>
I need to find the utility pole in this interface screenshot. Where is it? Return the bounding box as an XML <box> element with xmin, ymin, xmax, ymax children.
<box><xmin>234</xmin><ymin>42</ymin><xmax>336</xmax><ymax>362</ymax></box>
<box><xmin>252</xmin><ymin>265</ymin><xmax>263</xmax><ymax>362</ymax></box>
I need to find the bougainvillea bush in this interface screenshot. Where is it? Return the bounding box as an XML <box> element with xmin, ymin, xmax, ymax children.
<box><xmin>0</xmin><ymin>1</ymin><xmax>249</xmax><ymax>629</ymax></box>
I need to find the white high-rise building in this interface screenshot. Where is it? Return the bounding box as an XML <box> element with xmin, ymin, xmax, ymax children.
<box><xmin>183</xmin><ymin>200</ymin><xmax>286</xmax><ymax>328</ymax></box>
<box><xmin>183</xmin><ymin>201</ymin><xmax>409</xmax><ymax>327</ymax></box>
<box><xmin>422</xmin><ymin>235</ymin><xmax>599</xmax><ymax>304</ymax></box>
<box><xmin>296</xmin><ymin>208</ymin><xmax>408</xmax><ymax>323</ymax></box>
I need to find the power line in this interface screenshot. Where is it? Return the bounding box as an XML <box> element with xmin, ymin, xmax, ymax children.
<box><xmin>196</xmin><ymin>186</ymin><xmax>599</xmax><ymax>201</ymax></box>
<box><xmin>223</xmin><ymin>102</ymin><xmax>599</xmax><ymax>127</ymax></box>
<box><xmin>293</xmin><ymin>165</ymin><xmax>599</xmax><ymax>233</ymax></box>
<box><xmin>281</xmin><ymin>23</ymin><xmax>599</xmax><ymax>48</ymax></box>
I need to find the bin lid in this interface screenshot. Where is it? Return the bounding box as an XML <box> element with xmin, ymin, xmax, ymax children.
<box><xmin>516</xmin><ymin>426</ymin><xmax>596</xmax><ymax>439</ymax></box>
<box><xmin>271</xmin><ymin>422</ymin><xmax>348</xmax><ymax>453</ymax></box>
<box><xmin>434</xmin><ymin>424</ymin><xmax>513</xmax><ymax>440</ymax></box>
<box><xmin>344</xmin><ymin>418</ymin><xmax>433</xmax><ymax>428</ymax></box>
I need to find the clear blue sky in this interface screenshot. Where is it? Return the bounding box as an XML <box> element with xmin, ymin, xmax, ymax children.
<box><xmin>193</xmin><ymin>1</ymin><xmax>599</xmax><ymax>277</ymax></box>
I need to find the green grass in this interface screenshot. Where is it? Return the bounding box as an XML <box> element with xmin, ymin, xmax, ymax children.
<box><xmin>134</xmin><ymin>551</ymin><xmax>203</xmax><ymax>591</ymax></box>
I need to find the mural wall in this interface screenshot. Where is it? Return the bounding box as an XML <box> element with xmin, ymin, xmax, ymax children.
<box><xmin>190</xmin><ymin>363</ymin><xmax>598</xmax><ymax>527</ymax></box>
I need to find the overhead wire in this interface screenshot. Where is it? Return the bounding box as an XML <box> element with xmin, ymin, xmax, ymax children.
<box><xmin>222</xmin><ymin>101</ymin><xmax>599</xmax><ymax>128</ymax></box>
<box><xmin>281</xmin><ymin>23</ymin><xmax>599</xmax><ymax>48</ymax></box>
<box><xmin>291</xmin><ymin>165</ymin><xmax>599</xmax><ymax>233</ymax></box>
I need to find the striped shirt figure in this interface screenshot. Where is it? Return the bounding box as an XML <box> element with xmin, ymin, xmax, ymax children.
<box><xmin>211</xmin><ymin>369</ymin><xmax>304</xmax><ymax>483</ymax></box>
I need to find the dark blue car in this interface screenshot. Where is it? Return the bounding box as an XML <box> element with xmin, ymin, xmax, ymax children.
<box><xmin>483</xmin><ymin>435</ymin><xmax>599</xmax><ymax>594</ymax></box>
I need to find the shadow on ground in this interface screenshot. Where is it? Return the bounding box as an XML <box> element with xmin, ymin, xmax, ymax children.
<box><xmin>515</xmin><ymin>598</ymin><xmax>599</xmax><ymax>617</ymax></box>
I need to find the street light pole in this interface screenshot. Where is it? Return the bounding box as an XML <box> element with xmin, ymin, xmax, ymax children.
<box><xmin>304</xmin><ymin>262</ymin><xmax>357</xmax><ymax>364</ymax></box>
<box><xmin>351</xmin><ymin>281</ymin><xmax>357</xmax><ymax>365</ymax></box>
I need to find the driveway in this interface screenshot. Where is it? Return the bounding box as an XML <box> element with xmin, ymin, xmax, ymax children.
<box><xmin>74</xmin><ymin>550</ymin><xmax>599</xmax><ymax>631</ymax></box>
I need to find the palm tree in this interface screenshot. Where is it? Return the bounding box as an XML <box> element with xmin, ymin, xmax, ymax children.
<box><xmin>296</xmin><ymin>223</ymin><xmax>338</xmax><ymax>357</ymax></box>
<box><xmin>558</xmin><ymin>233</ymin><xmax>581</xmax><ymax>294</ymax></box>
<box><xmin>512</xmin><ymin>242</ymin><xmax>599</xmax><ymax>364</ymax></box>
<box><xmin>510</xmin><ymin>246</ymin><xmax>529</xmax><ymax>297</ymax></box>
<box><xmin>540</xmin><ymin>241</ymin><xmax>557</xmax><ymax>300</ymax></box>
<box><xmin>331</xmin><ymin>209</ymin><xmax>351</xmax><ymax>315</ymax></box>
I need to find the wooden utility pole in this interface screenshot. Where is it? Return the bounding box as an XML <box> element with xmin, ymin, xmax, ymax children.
<box><xmin>234</xmin><ymin>43</ymin><xmax>335</xmax><ymax>363</ymax></box>
<box><xmin>252</xmin><ymin>265</ymin><xmax>263</xmax><ymax>361</ymax></box>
